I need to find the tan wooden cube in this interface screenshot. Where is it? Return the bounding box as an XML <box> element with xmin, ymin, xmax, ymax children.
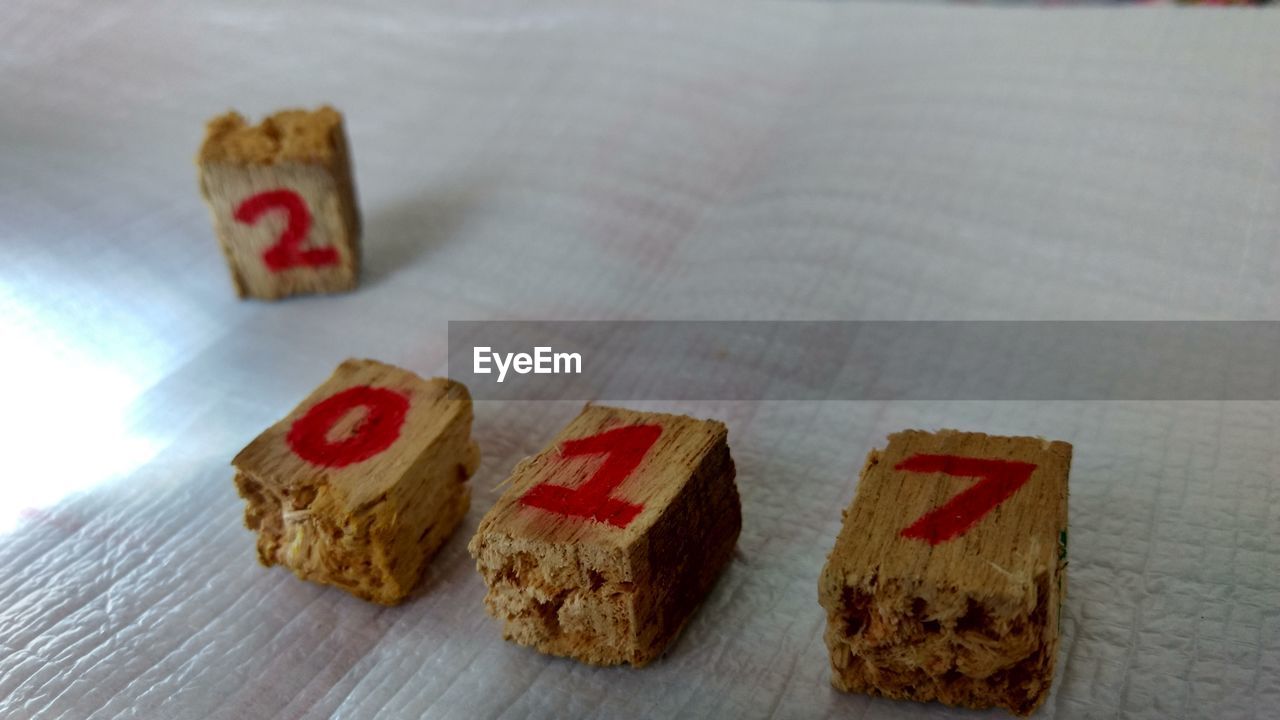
<box><xmin>197</xmin><ymin>105</ymin><xmax>360</xmax><ymax>300</ymax></box>
<box><xmin>232</xmin><ymin>359</ymin><xmax>479</xmax><ymax>604</ymax></box>
<box><xmin>468</xmin><ymin>405</ymin><xmax>741</xmax><ymax>666</ymax></box>
<box><xmin>818</xmin><ymin>430</ymin><xmax>1070</xmax><ymax>716</ymax></box>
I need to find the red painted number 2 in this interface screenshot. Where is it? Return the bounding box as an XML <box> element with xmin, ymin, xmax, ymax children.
<box><xmin>234</xmin><ymin>189</ymin><xmax>339</xmax><ymax>272</ymax></box>
<box><xmin>287</xmin><ymin>386</ymin><xmax>409</xmax><ymax>468</ymax></box>
<box><xmin>895</xmin><ymin>454</ymin><xmax>1037</xmax><ymax>545</ymax></box>
<box><xmin>519</xmin><ymin>424</ymin><xmax>662</xmax><ymax>529</ymax></box>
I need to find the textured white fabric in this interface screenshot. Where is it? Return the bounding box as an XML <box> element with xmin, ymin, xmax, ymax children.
<box><xmin>1</xmin><ymin>2</ymin><xmax>1278</xmax><ymax>718</ymax></box>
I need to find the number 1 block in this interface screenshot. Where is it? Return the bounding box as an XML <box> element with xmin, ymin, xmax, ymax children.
<box><xmin>468</xmin><ymin>405</ymin><xmax>741</xmax><ymax>666</ymax></box>
<box><xmin>818</xmin><ymin>430</ymin><xmax>1070</xmax><ymax>716</ymax></box>
<box><xmin>197</xmin><ymin>106</ymin><xmax>360</xmax><ymax>300</ymax></box>
<box><xmin>232</xmin><ymin>359</ymin><xmax>479</xmax><ymax>604</ymax></box>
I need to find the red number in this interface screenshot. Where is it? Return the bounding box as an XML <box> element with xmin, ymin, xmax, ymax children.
<box><xmin>287</xmin><ymin>386</ymin><xmax>409</xmax><ymax>468</ymax></box>
<box><xmin>234</xmin><ymin>189</ymin><xmax>338</xmax><ymax>272</ymax></box>
<box><xmin>895</xmin><ymin>454</ymin><xmax>1037</xmax><ymax>545</ymax></box>
<box><xmin>519</xmin><ymin>424</ymin><xmax>662</xmax><ymax>528</ymax></box>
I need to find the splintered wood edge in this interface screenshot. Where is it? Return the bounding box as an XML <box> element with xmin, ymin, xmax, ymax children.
<box><xmin>198</xmin><ymin>105</ymin><xmax>346</xmax><ymax>166</ymax></box>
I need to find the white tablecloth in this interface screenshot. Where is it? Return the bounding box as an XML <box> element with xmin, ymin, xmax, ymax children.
<box><xmin>2</xmin><ymin>2</ymin><xmax>1277</xmax><ymax>718</ymax></box>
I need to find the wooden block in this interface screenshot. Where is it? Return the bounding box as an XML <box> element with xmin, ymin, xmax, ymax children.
<box><xmin>818</xmin><ymin>430</ymin><xmax>1070</xmax><ymax>716</ymax></box>
<box><xmin>232</xmin><ymin>359</ymin><xmax>479</xmax><ymax>604</ymax></box>
<box><xmin>468</xmin><ymin>404</ymin><xmax>741</xmax><ymax>666</ymax></box>
<box><xmin>197</xmin><ymin>106</ymin><xmax>361</xmax><ymax>300</ymax></box>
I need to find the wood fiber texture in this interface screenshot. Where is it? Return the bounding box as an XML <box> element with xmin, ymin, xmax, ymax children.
<box><xmin>232</xmin><ymin>359</ymin><xmax>479</xmax><ymax>604</ymax></box>
<box><xmin>469</xmin><ymin>405</ymin><xmax>741</xmax><ymax>666</ymax></box>
<box><xmin>819</xmin><ymin>430</ymin><xmax>1070</xmax><ymax>716</ymax></box>
<box><xmin>197</xmin><ymin>105</ymin><xmax>361</xmax><ymax>299</ymax></box>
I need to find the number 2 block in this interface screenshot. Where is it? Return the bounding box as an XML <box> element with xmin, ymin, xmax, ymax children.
<box><xmin>468</xmin><ymin>405</ymin><xmax>741</xmax><ymax>666</ymax></box>
<box><xmin>818</xmin><ymin>430</ymin><xmax>1070</xmax><ymax>716</ymax></box>
<box><xmin>197</xmin><ymin>106</ymin><xmax>360</xmax><ymax>300</ymax></box>
<box><xmin>232</xmin><ymin>359</ymin><xmax>479</xmax><ymax>604</ymax></box>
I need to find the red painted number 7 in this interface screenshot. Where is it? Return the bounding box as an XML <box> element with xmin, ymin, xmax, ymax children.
<box><xmin>234</xmin><ymin>189</ymin><xmax>338</xmax><ymax>272</ymax></box>
<box><xmin>520</xmin><ymin>424</ymin><xmax>662</xmax><ymax>529</ymax></box>
<box><xmin>896</xmin><ymin>454</ymin><xmax>1037</xmax><ymax>545</ymax></box>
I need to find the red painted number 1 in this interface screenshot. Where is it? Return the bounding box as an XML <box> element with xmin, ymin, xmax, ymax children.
<box><xmin>896</xmin><ymin>454</ymin><xmax>1037</xmax><ymax>545</ymax></box>
<box><xmin>234</xmin><ymin>189</ymin><xmax>338</xmax><ymax>272</ymax></box>
<box><xmin>519</xmin><ymin>424</ymin><xmax>662</xmax><ymax>528</ymax></box>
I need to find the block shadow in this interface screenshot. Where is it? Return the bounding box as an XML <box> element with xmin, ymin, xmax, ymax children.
<box><xmin>360</xmin><ymin>181</ymin><xmax>487</xmax><ymax>288</ymax></box>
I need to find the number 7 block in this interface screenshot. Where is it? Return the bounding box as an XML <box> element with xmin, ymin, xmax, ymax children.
<box><xmin>818</xmin><ymin>430</ymin><xmax>1070</xmax><ymax>716</ymax></box>
<box><xmin>197</xmin><ymin>106</ymin><xmax>360</xmax><ymax>300</ymax></box>
<box><xmin>468</xmin><ymin>405</ymin><xmax>741</xmax><ymax>666</ymax></box>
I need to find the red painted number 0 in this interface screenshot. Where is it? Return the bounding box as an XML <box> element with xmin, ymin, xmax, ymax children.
<box><xmin>895</xmin><ymin>454</ymin><xmax>1037</xmax><ymax>545</ymax></box>
<box><xmin>287</xmin><ymin>385</ymin><xmax>409</xmax><ymax>468</ymax></box>
<box><xmin>519</xmin><ymin>424</ymin><xmax>662</xmax><ymax>528</ymax></box>
<box><xmin>234</xmin><ymin>189</ymin><xmax>339</xmax><ymax>272</ymax></box>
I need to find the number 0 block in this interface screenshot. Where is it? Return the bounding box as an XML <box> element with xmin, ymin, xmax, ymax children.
<box><xmin>818</xmin><ymin>430</ymin><xmax>1070</xmax><ymax>716</ymax></box>
<box><xmin>232</xmin><ymin>359</ymin><xmax>479</xmax><ymax>604</ymax></box>
<box><xmin>468</xmin><ymin>405</ymin><xmax>741</xmax><ymax>666</ymax></box>
<box><xmin>197</xmin><ymin>106</ymin><xmax>360</xmax><ymax>300</ymax></box>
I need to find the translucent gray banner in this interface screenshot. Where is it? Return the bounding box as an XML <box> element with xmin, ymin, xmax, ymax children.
<box><xmin>447</xmin><ymin>321</ymin><xmax>1280</xmax><ymax>401</ymax></box>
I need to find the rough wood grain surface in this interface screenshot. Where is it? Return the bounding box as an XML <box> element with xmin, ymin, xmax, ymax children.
<box><xmin>469</xmin><ymin>404</ymin><xmax>741</xmax><ymax>666</ymax></box>
<box><xmin>818</xmin><ymin>429</ymin><xmax>1070</xmax><ymax>716</ymax></box>
<box><xmin>197</xmin><ymin>105</ymin><xmax>361</xmax><ymax>299</ymax></box>
<box><xmin>232</xmin><ymin>359</ymin><xmax>479</xmax><ymax>604</ymax></box>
